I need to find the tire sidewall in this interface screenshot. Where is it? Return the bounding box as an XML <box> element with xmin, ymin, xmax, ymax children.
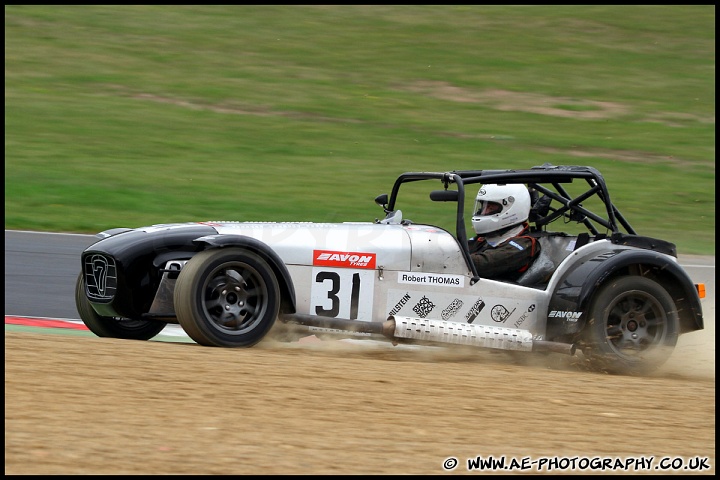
<box><xmin>175</xmin><ymin>248</ymin><xmax>280</xmax><ymax>347</ymax></box>
<box><xmin>584</xmin><ymin>276</ymin><xmax>679</xmax><ymax>375</ymax></box>
<box><xmin>75</xmin><ymin>273</ymin><xmax>167</xmax><ymax>340</ymax></box>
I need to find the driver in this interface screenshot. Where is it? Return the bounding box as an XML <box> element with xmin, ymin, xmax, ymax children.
<box><xmin>468</xmin><ymin>183</ymin><xmax>540</xmax><ymax>281</ymax></box>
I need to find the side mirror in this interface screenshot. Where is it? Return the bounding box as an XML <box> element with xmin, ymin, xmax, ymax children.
<box><xmin>374</xmin><ymin>193</ymin><xmax>389</xmax><ymax>208</ymax></box>
<box><xmin>429</xmin><ymin>190</ymin><xmax>459</xmax><ymax>202</ymax></box>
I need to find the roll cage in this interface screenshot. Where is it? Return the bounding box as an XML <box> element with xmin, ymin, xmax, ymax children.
<box><xmin>374</xmin><ymin>164</ymin><xmax>639</xmax><ymax>284</ymax></box>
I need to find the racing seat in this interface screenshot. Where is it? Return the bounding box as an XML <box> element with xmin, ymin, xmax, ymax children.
<box><xmin>516</xmin><ymin>233</ymin><xmax>589</xmax><ymax>287</ymax></box>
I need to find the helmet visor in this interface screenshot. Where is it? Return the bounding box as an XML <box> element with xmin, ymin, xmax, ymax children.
<box><xmin>475</xmin><ymin>200</ymin><xmax>502</xmax><ymax>216</ymax></box>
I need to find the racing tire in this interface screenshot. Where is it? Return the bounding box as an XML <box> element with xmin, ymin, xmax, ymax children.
<box><xmin>581</xmin><ymin>276</ymin><xmax>679</xmax><ymax>375</ymax></box>
<box><xmin>173</xmin><ymin>248</ymin><xmax>280</xmax><ymax>347</ymax></box>
<box><xmin>75</xmin><ymin>273</ymin><xmax>167</xmax><ymax>340</ymax></box>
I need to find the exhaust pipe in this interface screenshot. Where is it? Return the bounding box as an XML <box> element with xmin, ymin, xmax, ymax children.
<box><xmin>387</xmin><ymin>315</ymin><xmax>534</xmax><ymax>351</ymax></box>
<box><xmin>279</xmin><ymin>313</ymin><xmax>394</xmax><ymax>336</ymax></box>
<box><xmin>279</xmin><ymin>313</ymin><xmax>576</xmax><ymax>355</ymax></box>
<box><xmin>532</xmin><ymin>340</ymin><xmax>576</xmax><ymax>356</ymax></box>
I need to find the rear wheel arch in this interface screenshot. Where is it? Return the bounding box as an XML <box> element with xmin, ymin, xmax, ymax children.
<box><xmin>546</xmin><ymin>249</ymin><xmax>702</xmax><ymax>339</ymax></box>
<box><xmin>576</xmin><ymin>257</ymin><xmax>703</xmax><ymax>334</ymax></box>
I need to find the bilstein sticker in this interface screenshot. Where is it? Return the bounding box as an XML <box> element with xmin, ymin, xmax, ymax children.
<box><xmin>398</xmin><ymin>272</ymin><xmax>465</xmax><ymax>288</ymax></box>
<box><xmin>388</xmin><ymin>292</ymin><xmax>412</xmax><ymax>316</ymax></box>
<box><xmin>313</xmin><ymin>250</ymin><xmax>376</xmax><ymax>269</ymax></box>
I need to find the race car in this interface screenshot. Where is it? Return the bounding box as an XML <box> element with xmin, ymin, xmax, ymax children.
<box><xmin>75</xmin><ymin>164</ymin><xmax>705</xmax><ymax>375</ymax></box>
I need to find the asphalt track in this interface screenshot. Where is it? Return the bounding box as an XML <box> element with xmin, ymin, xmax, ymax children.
<box><xmin>5</xmin><ymin>230</ymin><xmax>98</xmax><ymax>320</ymax></box>
<box><xmin>4</xmin><ymin>230</ymin><xmax>191</xmax><ymax>341</ymax></box>
<box><xmin>4</xmin><ymin>229</ymin><xmax>715</xmax><ymax>347</ymax></box>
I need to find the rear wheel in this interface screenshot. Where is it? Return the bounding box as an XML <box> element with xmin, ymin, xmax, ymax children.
<box><xmin>173</xmin><ymin>248</ymin><xmax>280</xmax><ymax>347</ymax></box>
<box><xmin>581</xmin><ymin>276</ymin><xmax>679</xmax><ymax>375</ymax></box>
<box><xmin>75</xmin><ymin>273</ymin><xmax>167</xmax><ymax>340</ymax></box>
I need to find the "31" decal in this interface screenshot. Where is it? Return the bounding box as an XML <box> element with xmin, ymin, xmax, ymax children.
<box><xmin>310</xmin><ymin>268</ymin><xmax>374</xmax><ymax>321</ymax></box>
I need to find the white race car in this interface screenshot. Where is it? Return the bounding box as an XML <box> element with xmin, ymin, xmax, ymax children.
<box><xmin>76</xmin><ymin>164</ymin><xmax>705</xmax><ymax>375</ymax></box>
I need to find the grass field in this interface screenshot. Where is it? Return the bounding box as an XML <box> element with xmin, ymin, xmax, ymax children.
<box><xmin>4</xmin><ymin>5</ymin><xmax>715</xmax><ymax>254</ymax></box>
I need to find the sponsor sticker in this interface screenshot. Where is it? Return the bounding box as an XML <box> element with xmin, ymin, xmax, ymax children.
<box><xmin>548</xmin><ymin>311</ymin><xmax>582</xmax><ymax>321</ymax></box>
<box><xmin>388</xmin><ymin>292</ymin><xmax>412</xmax><ymax>317</ymax></box>
<box><xmin>442</xmin><ymin>298</ymin><xmax>464</xmax><ymax>321</ymax></box>
<box><xmin>412</xmin><ymin>296</ymin><xmax>436</xmax><ymax>318</ymax></box>
<box><xmin>513</xmin><ymin>312</ymin><xmax>528</xmax><ymax>328</ymax></box>
<box><xmin>491</xmin><ymin>305</ymin><xmax>516</xmax><ymax>323</ymax></box>
<box><xmin>313</xmin><ymin>250</ymin><xmax>376</xmax><ymax>269</ymax></box>
<box><xmin>465</xmin><ymin>299</ymin><xmax>486</xmax><ymax>324</ymax></box>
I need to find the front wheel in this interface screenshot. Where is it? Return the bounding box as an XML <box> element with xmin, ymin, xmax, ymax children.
<box><xmin>75</xmin><ymin>273</ymin><xmax>167</xmax><ymax>340</ymax></box>
<box><xmin>581</xmin><ymin>276</ymin><xmax>679</xmax><ymax>375</ymax></box>
<box><xmin>173</xmin><ymin>248</ymin><xmax>280</xmax><ymax>347</ymax></box>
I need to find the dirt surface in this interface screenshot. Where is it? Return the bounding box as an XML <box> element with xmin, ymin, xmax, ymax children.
<box><xmin>5</xmin><ymin>320</ymin><xmax>715</xmax><ymax>475</ymax></box>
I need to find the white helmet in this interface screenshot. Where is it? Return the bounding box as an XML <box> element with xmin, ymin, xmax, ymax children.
<box><xmin>471</xmin><ymin>184</ymin><xmax>531</xmax><ymax>235</ymax></box>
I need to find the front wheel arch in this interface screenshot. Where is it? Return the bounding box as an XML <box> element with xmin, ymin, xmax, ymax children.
<box><xmin>193</xmin><ymin>235</ymin><xmax>296</xmax><ymax>315</ymax></box>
